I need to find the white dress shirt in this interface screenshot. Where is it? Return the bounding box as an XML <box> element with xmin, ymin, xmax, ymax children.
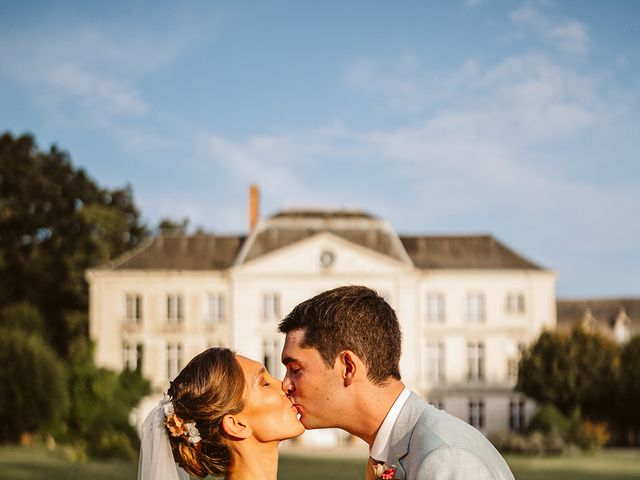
<box><xmin>370</xmin><ymin>388</ymin><xmax>411</xmax><ymax>463</ymax></box>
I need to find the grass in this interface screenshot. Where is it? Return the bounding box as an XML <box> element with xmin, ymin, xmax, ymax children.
<box><xmin>504</xmin><ymin>449</ymin><xmax>640</xmax><ymax>480</ymax></box>
<box><xmin>1</xmin><ymin>445</ymin><xmax>640</xmax><ymax>479</ymax></box>
<box><xmin>0</xmin><ymin>445</ymin><xmax>136</xmax><ymax>480</ymax></box>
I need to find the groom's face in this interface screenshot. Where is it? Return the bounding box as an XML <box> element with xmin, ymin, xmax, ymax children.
<box><xmin>281</xmin><ymin>328</ymin><xmax>343</xmax><ymax>429</ymax></box>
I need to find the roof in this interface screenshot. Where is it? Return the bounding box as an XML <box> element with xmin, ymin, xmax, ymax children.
<box><xmin>96</xmin><ymin>210</ymin><xmax>546</xmax><ymax>272</ymax></box>
<box><xmin>400</xmin><ymin>235</ymin><xmax>544</xmax><ymax>270</ymax></box>
<box><xmin>106</xmin><ymin>234</ymin><xmax>245</xmax><ymax>270</ymax></box>
<box><xmin>237</xmin><ymin>209</ymin><xmax>411</xmax><ymax>265</ymax></box>
<box><xmin>557</xmin><ymin>298</ymin><xmax>640</xmax><ymax>330</ymax></box>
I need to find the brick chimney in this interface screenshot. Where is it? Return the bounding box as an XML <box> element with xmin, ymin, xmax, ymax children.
<box><xmin>249</xmin><ymin>184</ymin><xmax>260</xmax><ymax>231</ymax></box>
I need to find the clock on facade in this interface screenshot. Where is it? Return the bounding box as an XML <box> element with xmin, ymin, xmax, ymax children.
<box><xmin>319</xmin><ymin>249</ymin><xmax>335</xmax><ymax>268</ymax></box>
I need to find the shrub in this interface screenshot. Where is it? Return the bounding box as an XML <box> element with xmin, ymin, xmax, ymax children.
<box><xmin>65</xmin><ymin>340</ymin><xmax>149</xmax><ymax>459</ymax></box>
<box><xmin>495</xmin><ymin>431</ymin><xmax>566</xmax><ymax>455</ymax></box>
<box><xmin>0</xmin><ymin>302</ymin><xmax>45</xmax><ymax>334</ymax></box>
<box><xmin>94</xmin><ymin>429</ymin><xmax>138</xmax><ymax>459</ymax></box>
<box><xmin>573</xmin><ymin>419</ymin><xmax>610</xmax><ymax>451</ymax></box>
<box><xmin>0</xmin><ymin>328</ymin><xmax>68</xmax><ymax>442</ymax></box>
<box><xmin>527</xmin><ymin>403</ymin><xmax>572</xmax><ymax>438</ymax></box>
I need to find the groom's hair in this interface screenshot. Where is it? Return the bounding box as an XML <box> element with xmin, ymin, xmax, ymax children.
<box><xmin>279</xmin><ymin>285</ymin><xmax>401</xmax><ymax>384</ymax></box>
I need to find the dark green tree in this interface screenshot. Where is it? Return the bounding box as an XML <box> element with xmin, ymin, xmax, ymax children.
<box><xmin>66</xmin><ymin>340</ymin><xmax>150</xmax><ymax>458</ymax></box>
<box><xmin>618</xmin><ymin>335</ymin><xmax>640</xmax><ymax>442</ymax></box>
<box><xmin>0</xmin><ymin>302</ymin><xmax>45</xmax><ymax>334</ymax></box>
<box><xmin>516</xmin><ymin>326</ymin><xmax>619</xmax><ymax>421</ymax></box>
<box><xmin>0</xmin><ymin>131</ymin><xmax>148</xmax><ymax>355</ymax></box>
<box><xmin>157</xmin><ymin>216</ymin><xmax>189</xmax><ymax>235</ymax></box>
<box><xmin>0</xmin><ymin>328</ymin><xmax>68</xmax><ymax>442</ymax></box>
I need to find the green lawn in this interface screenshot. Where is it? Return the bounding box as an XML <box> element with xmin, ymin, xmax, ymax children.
<box><xmin>1</xmin><ymin>445</ymin><xmax>640</xmax><ymax>479</ymax></box>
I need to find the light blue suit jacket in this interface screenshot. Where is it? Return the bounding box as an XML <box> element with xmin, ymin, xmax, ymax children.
<box><xmin>385</xmin><ymin>393</ymin><xmax>514</xmax><ymax>480</ymax></box>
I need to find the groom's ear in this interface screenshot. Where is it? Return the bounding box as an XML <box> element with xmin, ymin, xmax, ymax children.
<box><xmin>221</xmin><ymin>414</ymin><xmax>252</xmax><ymax>439</ymax></box>
<box><xmin>340</xmin><ymin>350</ymin><xmax>358</xmax><ymax>387</ymax></box>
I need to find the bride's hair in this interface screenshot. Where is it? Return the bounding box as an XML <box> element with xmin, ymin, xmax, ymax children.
<box><xmin>166</xmin><ymin>347</ymin><xmax>245</xmax><ymax>478</ymax></box>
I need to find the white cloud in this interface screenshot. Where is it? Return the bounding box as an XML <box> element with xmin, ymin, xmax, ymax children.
<box><xmin>509</xmin><ymin>4</ymin><xmax>589</xmax><ymax>56</ymax></box>
<box><xmin>0</xmin><ymin>16</ymin><xmax>205</xmax><ymax>142</ymax></box>
<box><xmin>549</xmin><ymin>20</ymin><xmax>589</xmax><ymax>56</ymax></box>
<box><xmin>197</xmin><ymin>44</ymin><xmax>638</xmax><ymax>249</ymax></box>
<box><xmin>345</xmin><ymin>52</ymin><xmax>600</xmax><ymax>141</ymax></box>
<box><xmin>49</xmin><ymin>63</ymin><xmax>149</xmax><ymax>116</ymax></box>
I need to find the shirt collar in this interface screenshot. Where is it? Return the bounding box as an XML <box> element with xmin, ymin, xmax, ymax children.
<box><xmin>370</xmin><ymin>388</ymin><xmax>410</xmax><ymax>463</ymax></box>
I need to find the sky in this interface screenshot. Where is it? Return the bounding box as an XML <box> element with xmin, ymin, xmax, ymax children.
<box><xmin>1</xmin><ymin>0</ymin><xmax>639</xmax><ymax>298</ymax></box>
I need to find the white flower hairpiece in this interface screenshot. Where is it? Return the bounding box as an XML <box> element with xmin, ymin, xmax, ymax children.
<box><xmin>161</xmin><ymin>395</ymin><xmax>201</xmax><ymax>444</ymax></box>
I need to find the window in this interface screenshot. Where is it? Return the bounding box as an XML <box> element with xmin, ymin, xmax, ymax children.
<box><xmin>167</xmin><ymin>342</ymin><xmax>183</xmax><ymax>380</ymax></box>
<box><xmin>167</xmin><ymin>294</ymin><xmax>184</xmax><ymax>324</ymax></box>
<box><xmin>467</xmin><ymin>293</ymin><xmax>485</xmax><ymax>322</ymax></box>
<box><xmin>125</xmin><ymin>294</ymin><xmax>142</xmax><ymax>324</ymax></box>
<box><xmin>425</xmin><ymin>341</ymin><xmax>445</xmax><ymax>384</ymax></box>
<box><xmin>425</xmin><ymin>293</ymin><xmax>445</xmax><ymax>323</ymax></box>
<box><xmin>468</xmin><ymin>400</ymin><xmax>485</xmax><ymax>430</ymax></box>
<box><xmin>509</xmin><ymin>400</ymin><xmax>526</xmax><ymax>432</ymax></box>
<box><xmin>507</xmin><ymin>343</ymin><xmax>526</xmax><ymax>381</ymax></box>
<box><xmin>262</xmin><ymin>338</ymin><xmax>280</xmax><ymax>377</ymax></box>
<box><xmin>122</xmin><ymin>342</ymin><xmax>143</xmax><ymax>371</ymax></box>
<box><xmin>467</xmin><ymin>342</ymin><xmax>485</xmax><ymax>381</ymax></box>
<box><xmin>206</xmin><ymin>293</ymin><xmax>225</xmax><ymax>324</ymax></box>
<box><xmin>262</xmin><ymin>293</ymin><xmax>281</xmax><ymax>321</ymax></box>
<box><xmin>506</xmin><ymin>293</ymin><xmax>526</xmax><ymax>314</ymax></box>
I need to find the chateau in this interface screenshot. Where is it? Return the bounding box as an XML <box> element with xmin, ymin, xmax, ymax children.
<box><xmin>87</xmin><ymin>202</ymin><xmax>557</xmax><ymax>444</ymax></box>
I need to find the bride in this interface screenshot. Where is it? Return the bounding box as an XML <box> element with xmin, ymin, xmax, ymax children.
<box><xmin>138</xmin><ymin>347</ymin><xmax>305</xmax><ymax>480</ymax></box>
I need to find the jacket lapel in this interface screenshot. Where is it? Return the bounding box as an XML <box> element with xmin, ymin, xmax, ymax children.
<box><xmin>387</xmin><ymin>392</ymin><xmax>427</xmax><ymax>479</ymax></box>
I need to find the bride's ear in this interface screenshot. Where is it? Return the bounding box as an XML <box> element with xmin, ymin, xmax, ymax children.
<box><xmin>221</xmin><ymin>414</ymin><xmax>252</xmax><ymax>439</ymax></box>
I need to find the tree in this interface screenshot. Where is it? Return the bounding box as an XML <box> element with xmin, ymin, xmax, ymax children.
<box><xmin>0</xmin><ymin>131</ymin><xmax>148</xmax><ymax>355</ymax></box>
<box><xmin>65</xmin><ymin>340</ymin><xmax>150</xmax><ymax>458</ymax></box>
<box><xmin>618</xmin><ymin>335</ymin><xmax>640</xmax><ymax>441</ymax></box>
<box><xmin>0</xmin><ymin>302</ymin><xmax>45</xmax><ymax>334</ymax></box>
<box><xmin>0</xmin><ymin>328</ymin><xmax>68</xmax><ymax>442</ymax></box>
<box><xmin>157</xmin><ymin>216</ymin><xmax>189</xmax><ymax>235</ymax></box>
<box><xmin>516</xmin><ymin>326</ymin><xmax>619</xmax><ymax>421</ymax></box>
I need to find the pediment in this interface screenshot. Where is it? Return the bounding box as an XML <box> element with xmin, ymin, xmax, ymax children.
<box><xmin>234</xmin><ymin>232</ymin><xmax>413</xmax><ymax>275</ymax></box>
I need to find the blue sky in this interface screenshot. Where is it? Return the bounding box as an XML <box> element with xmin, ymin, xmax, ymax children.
<box><xmin>1</xmin><ymin>1</ymin><xmax>639</xmax><ymax>298</ymax></box>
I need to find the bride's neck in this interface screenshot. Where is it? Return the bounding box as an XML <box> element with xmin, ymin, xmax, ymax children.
<box><xmin>227</xmin><ymin>439</ymin><xmax>279</xmax><ymax>480</ymax></box>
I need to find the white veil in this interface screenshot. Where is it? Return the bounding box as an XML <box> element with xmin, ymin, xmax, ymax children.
<box><xmin>138</xmin><ymin>402</ymin><xmax>190</xmax><ymax>480</ymax></box>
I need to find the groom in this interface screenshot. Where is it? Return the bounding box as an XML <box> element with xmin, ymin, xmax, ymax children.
<box><xmin>279</xmin><ymin>285</ymin><xmax>514</xmax><ymax>480</ymax></box>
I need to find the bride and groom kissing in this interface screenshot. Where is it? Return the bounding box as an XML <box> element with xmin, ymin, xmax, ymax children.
<box><xmin>139</xmin><ymin>285</ymin><xmax>514</xmax><ymax>480</ymax></box>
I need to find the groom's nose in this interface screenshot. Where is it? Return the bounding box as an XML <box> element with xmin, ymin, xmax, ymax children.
<box><xmin>282</xmin><ymin>374</ymin><xmax>295</xmax><ymax>396</ymax></box>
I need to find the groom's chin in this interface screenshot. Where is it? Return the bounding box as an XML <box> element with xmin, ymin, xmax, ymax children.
<box><xmin>298</xmin><ymin>416</ymin><xmax>315</xmax><ymax>430</ymax></box>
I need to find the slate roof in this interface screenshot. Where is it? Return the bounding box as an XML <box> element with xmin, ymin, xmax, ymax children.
<box><xmin>557</xmin><ymin>298</ymin><xmax>640</xmax><ymax>330</ymax></box>
<box><xmin>107</xmin><ymin>234</ymin><xmax>245</xmax><ymax>270</ymax></box>
<box><xmin>238</xmin><ymin>209</ymin><xmax>411</xmax><ymax>265</ymax></box>
<box><xmin>98</xmin><ymin>210</ymin><xmax>546</xmax><ymax>272</ymax></box>
<box><xmin>400</xmin><ymin>235</ymin><xmax>543</xmax><ymax>270</ymax></box>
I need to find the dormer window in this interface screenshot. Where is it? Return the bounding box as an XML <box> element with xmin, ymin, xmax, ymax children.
<box><xmin>612</xmin><ymin>309</ymin><xmax>631</xmax><ymax>344</ymax></box>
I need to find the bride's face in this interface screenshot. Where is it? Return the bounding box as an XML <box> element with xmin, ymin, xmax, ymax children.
<box><xmin>236</xmin><ymin>355</ymin><xmax>305</xmax><ymax>442</ymax></box>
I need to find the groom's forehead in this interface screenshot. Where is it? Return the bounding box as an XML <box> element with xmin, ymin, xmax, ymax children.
<box><xmin>282</xmin><ymin>329</ymin><xmax>319</xmax><ymax>364</ymax></box>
